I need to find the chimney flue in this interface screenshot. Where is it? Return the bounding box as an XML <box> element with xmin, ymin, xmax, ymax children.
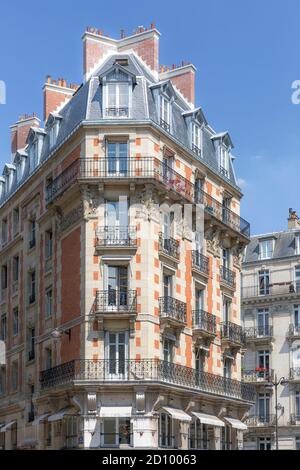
<box><xmin>288</xmin><ymin>208</ymin><xmax>300</xmax><ymax>230</ymax></box>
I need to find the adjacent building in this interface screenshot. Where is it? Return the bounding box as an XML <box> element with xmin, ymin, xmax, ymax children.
<box><xmin>0</xmin><ymin>25</ymin><xmax>253</xmax><ymax>450</ymax></box>
<box><xmin>242</xmin><ymin>209</ymin><xmax>300</xmax><ymax>450</ymax></box>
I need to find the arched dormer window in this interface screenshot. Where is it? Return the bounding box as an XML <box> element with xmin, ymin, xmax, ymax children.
<box><xmin>99</xmin><ymin>64</ymin><xmax>136</xmax><ymax>119</ymax></box>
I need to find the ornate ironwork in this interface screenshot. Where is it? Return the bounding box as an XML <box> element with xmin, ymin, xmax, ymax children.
<box><xmin>221</xmin><ymin>321</ymin><xmax>245</xmax><ymax>345</ymax></box>
<box><xmin>192</xmin><ymin>143</ymin><xmax>201</xmax><ymax>158</ymax></box>
<box><xmin>290</xmin><ymin>414</ymin><xmax>300</xmax><ymax>425</ymax></box>
<box><xmin>46</xmin><ymin>159</ymin><xmax>80</xmax><ymax>204</ymax></box>
<box><xmin>219</xmin><ymin>166</ymin><xmax>229</xmax><ymax>178</ymax></box>
<box><xmin>290</xmin><ymin>367</ymin><xmax>300</xmax><ymax>380</ymax></box>
<box><xmin>158</xmin><ymin>233</ymin><xmax>180</xmax><ymax>260</ymax></box>
<box><xmin>105</xmin><ymin>107</ymin><xmax>129</xmax><ymax>118</ymax></box>
<box><xmin>195</xmin><ymin>188</ymin><xmax>250</xmax><ymax>238</ymax></box>
<box><xmin>159</xmin><ymin>296</ymin><xmax>187</xmax><ymax>323</ymax></box>
<box><xmin>95</xmin><ymin>289</ymin><xmax>137</xmax><ymax>313</ymax></box>
<box><xmin>220</xmin><ymin>266</ymin><xmax>236</xmax><ymax>288</ymax></box>
<box><xmin>96</xmin><ymin>226</ymin><xmax>137</xmax><ymax>247</ymax></box>
<box><xmin>244</xmin><ymin>325</ymin><xmax>273</xmax><ymax>340</ymax></box>
<box><xmin>242</xmin><ymin>369</ymin><xmax>274</xmax><ymax>383</ymax></box>
<box><xmin>242</xmin><ymin>282</ymin><xmax>300</xmax><ymax>299</ymax></box>
<box><xmin>192</xmin><ymin>251</ymin><xmax>209</xmax><ymax>275</ymax></box>
<box><xmin>288</xmin><ymin>323</ymin><xmax>300</xmax><ymax>337</ymax></box>
<box><xmin>192</xmin><ymin>309</ymin><xmax>216</xmax><ymax>335</ymax></box>
<box><xmin>39</xmin><ymin>358</ymin><xmax>255</xmax><ymax>401</ymax></box>
<box><xmin>57</xmin><ymin>205</ymin><xmax>83</xmax><ymax>234</ymax></box>
<box><xmin>244</xmin><ymin>415</ymin><xmax>276</xmax><ymax>427</ymax></box>
<box><xmin>160</xmin><ymin>118</ymin><xmax>170</xmax><ymax>132</ymax></box>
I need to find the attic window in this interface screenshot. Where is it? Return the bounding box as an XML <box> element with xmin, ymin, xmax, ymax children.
<box><xmin>114</xmin><ymin>59</ymin><xmax>129</xmax><ymax>67</ymax></box>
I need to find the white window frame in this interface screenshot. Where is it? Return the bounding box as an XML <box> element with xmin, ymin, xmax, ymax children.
<box><xmin>12</xmin><ymin>307</ymin><xmax>19</xmax><ymax>337</ymax></box>
<box><xmin>191</xmin><ymin>122</ymin><xmax>202</xmax><ymax>155</ymax></box>
<box><xmin>101</xmin><ymin>417</ymin><xmax>132</xmax><ymax>447</ymax></box>
<box><xmin>219</xmin><ymin>145</ymin><xmax>229</xmax><ymax>174</ymax></box>
<box><xmin>159</xmin><ymin>413</ymin><xmax>173</xmax><ymax>448</ymax></box>
<box><xmin>259</xmin><ymin>239</ymin><xmax>274</xmax><ymax>260</ymax></box>
<box><xmin>45</xmin><ymin>288</ymin><xmax>53</xmax><ymax>319</ymax></box>
<box><xmin>296</xmin><ymin>235</ymin><xmax>300</xmax><ymax>255</ymax></box>
<box><xmin>160</xmin><ymin>94</ymin><xmax>170</xmax><ymax>126</ymax></box>
<box><xmin>104</xmin><ymin>82</ymin><xmax>131</xmax><ymax>118</ymax></box>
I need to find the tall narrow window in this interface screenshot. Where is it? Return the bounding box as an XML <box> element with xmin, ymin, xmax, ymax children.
<box><xmin>219</xmin><ymin>146</ymin><xmax>229</xmax><ymax>177</ymax></box>
<box><xmin>105</xmin><ymin>331</ymin><xmax>128</xmax><ymax>378</ymax></box>
<box><xmin>257</xmin><ymin>350</ymin><xmax>270</xmax><ymax>379</ymax></box>
<box><xmin>259</xmin><ymin>270</ymin><xmax>270</xmax><ymax>295</ymax></box>
<box><xmin>296</xmin><ymin>235</ymin><xmax>300</xmax><ymax>255</ymax></box>
<box><xmin>29</xmin><ymin>271</ymin><xmax>36</xmax><ymax>304</ymax></box>
<box><xmin>11</xmin><ymin>362</ymin><xmax>18</xmax><ymax>391</ymax></box>
<box><xmin>0</xmin><ymin>367</ymin><xmax>5</xmax><ymax>395</ymax></box>
<box><xmin>259</xmin><ymin>239</ymin><xmax>273</xmax><ymax>260</ymax></box>
<box><xmin>1</xmin><ymin>218</ymin><xmax>8</xmax><ymax>245</ymax></box>
<box><xmin>160</xmin><ymin>413</ymin><xmax>172</xmax><ymax>448</ymax></box>
<box><xmin>28</xmin><ymin>327</ymin><xmax>35</xmax><ymax>361</ymax></box>
<box><xmin>195</xmin><ymin>347</ymin><xmax>206</xmax><ymax>372</ymax></box>
<box><xmin>29</xmin><ymin>219</ymin><xmax>36</xmax><ymax>249</ymax></box>
<box><xmin>1</xmin><ymin>265</ymin><xmax>7</xmax><ymax>290</ymax></box>
<box><xmin>105</xmin><ymin>265</ymin><xmax>128</xmax><ymax>309</ymax></box>
<box><xmin>257</xmin><ymin>309</ymin><xmax>270</xmax><ymax>336</ymax></box>
<box><xmin>45</xmin><ymin>229</ymin><xmax>53</xmax><ymax>259</ymax></box>
<box><xmin>12</xmin><ymin>307</ymin><xmax>19</xmax><ymax>336</ymax></box>
<box><xmin>296</xmin><ymin>391</ymin><xmax>300</xmax><ymax>420</ymax></box>
<box><xmin>163</xmin><ymin>338</ymin><xmax>174</xmax><ymax>363</ymax></box>
<box><xmin>0</xmin><ymin>315</ymin><xmax>7</xmax><ymax>341</ymax></box>
<box><xmin>106</xmin><ymin>142</ymin><xmax>128</xmax><ymax>176</ymax></box>
<box><xmin>13</xmin><ymin>256</ymin><xmax>19</xmax><ymax>283</ymax></box>
<box><xmin>295</xmin><ymin>266</ymin><xmax>300</xmax><ymax>293</ymax></box>
<box><xmin>105</xmin><ymin>82</ymin><xmax>129</xmax><ymax>117</ymax></box>
<box><xmin>191</xmin><ymin>123</ymin><xmax>202</xmax><ymax>157</ymax></box>
<box><xmin>45</xmin><ymin>348</ymin><xmax>52</xmax><ymax>370</ymax></box>
<box><xmin>258</xmin><ymin>393</ymin><xmax>270</xmax><ymax>423</ymax></box>
<box><xmin>160</xmin><ymin>95</ymin><xmax>170</xmax><ymax>131</ymax></box>
<box><xmin>294</xmin><ymin>305</ymin><xmax>300</xmax><ymax>332</ymax></box>
<box><xmin>13</xmin><ymin>208</ymin><xmax>19</xmax><ymax>236</ymax></box>
<box><xmin>45</xmin><ymin>288</ymin><xmax>53</xmax><ymax>319</ymax></box>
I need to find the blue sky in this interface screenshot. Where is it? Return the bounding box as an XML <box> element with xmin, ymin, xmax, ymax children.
<box><xmin>0</xmin><ymin>0</ymin><xmax>299</xmax><ymax>235</ymax></box>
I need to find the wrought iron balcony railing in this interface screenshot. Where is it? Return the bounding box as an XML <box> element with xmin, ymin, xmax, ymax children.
<box><xmin>46</xmin><ymin>159</ymin><xmax>80</xmax><ymax>204</ymax></box>
<box><xmin>96</xmin><ymin>226</ymin><xmax>137</xmax><ymax>248</ymax></box>
<box><xmin>219</xmin><ymin>166</ymin><xmax>229</xmax><ymax>178</ymax></box>
<box><xmin>244</xmin><ymin>325</ymin><xmax>273</xmax><ymax>341</ymax></box>
<box><xmin>192</xmin><ymin>143</ymin><xmax>201</xmax><ymax>158</ymax></box>
<box><xmin>160</xmin><ymin>118</ymin><xmax>170</xmax><ymax>132</ymax></box>
<box><xmin>288</xmin><ymin>324</ymin><xmax>300</xmax><ymax>337</ymax></box>
<box><xmin>158</xmin><ymin>233</ymin><xmax>180</xmax><ymax>260</ymax></box>
<box><xmin>192</xmin><ymin>251</ymin><xmax>209</xmax><ymax>275</ymax></box>
<box><xmin>290</xmin><ymin>367</ymin><xmax>300</xmax><ymax>380</ymax></box>
<box><xmin>221</xmin><ymin>321</ymin><xmax>245</xmax><ymax>345</ymax></box>
<box><xmin>242</xmin><ymin>282</ymin><xmax>300</xmax><ymax>299</ymax></box>
<box><xmin>39</xmin><ymin>358</ymin><xmax>255</xmax><ymax>402</ymax></box>
<box><xmin>192</xmin><ymin>310</ymin><xmax>217</xmax><ymax>335</ymax></box>
<box><xmin>242</xmin><ymin>369</ymin><xmax>274</xmax><ymax>383</ymax></box>
<box><xmin>105</xmin><ymin>107</ymin><xmax>129</xmax><ymax>118</ymax></box>
<box><xmin>290</xmin><ymin>414</ymin><xmax>300</xmax><ymax>425</ymax></box>
<box><xmin>159</xmin><ymin>296</ymin><xmax>187</xmax><ymax>324</ymax></box>
<box><xmin>95</xmin><ymin>289</ymin><xmax>137</xmax><ymax>313</ymax></box>
<box><xmin>195</xmin><ymin>188</ymin><xmax>250</xmax><ymax>238</ymax></box>
<box><xmin>220</xmin><ymin>266</ymin><xmax>236</xmax><ymax>289</ymax></box>
<box><xmin>244</xmin><ymin>415</ymin><xmax>276</xmax><ymax>427</ymax></box>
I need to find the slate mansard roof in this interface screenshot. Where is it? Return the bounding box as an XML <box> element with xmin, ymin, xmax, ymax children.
<box><xmin>243</xmin><ymin>229</ymin><xmax>300</xmax><ymax>264</ymax></box>
<box><xmin>0</xmin><ymin>52</ymin><xmax>241</xmax><ymax>206</ymax></box>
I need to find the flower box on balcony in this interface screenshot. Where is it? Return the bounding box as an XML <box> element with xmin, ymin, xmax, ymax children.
<box><xmin>255</xmin><ymin>367</ymin><xmax>266</xmax><ymax>372</ymax></box>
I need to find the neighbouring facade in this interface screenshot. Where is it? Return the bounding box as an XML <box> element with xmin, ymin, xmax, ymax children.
<box><xmin>0</xmin><ymin>25</ymin><xmax>253</xmax><ymax>450</ymax></box>
<box><xmin>242</xmin><ymin>209</ymin><xmax>300</xmax><ymax>450</ymax></box>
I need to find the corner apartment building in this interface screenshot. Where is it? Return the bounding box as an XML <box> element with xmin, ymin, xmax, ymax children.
<box><xmin>242</xmin><ymin>210</ymin><xmax>300</xmax><ymax>450</ymax></box>
<box><xmin>0</xmin><ymin>25</ymin><xmax>253</xmax><ymax>450</ymax></box>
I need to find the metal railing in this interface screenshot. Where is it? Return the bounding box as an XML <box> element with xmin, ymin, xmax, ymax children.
<box><xmin>96</xmin><ymin>226</ymin><xmax>137</xmax><ymax>248</ymax></box>
<box><xmin>288</xmin><ymin>324</ymin><xmax>300</xmax><ymax>337</ymax></box>
<box><xmin>95</xmin><ymin>290</ymin><xmax>137</xmax><ymax>313</ymax></box>
<box><xmin>192</xmin><ymin>251</ymin><xmax>209</xmax><ymax>275</ymax></box>
<box><xmin>159</xmin><ymin>296</ymin><xmax>187</xmax><ymax>324</ymax></box>
<box><xmin>219</xmin><ymin>166</ymin><xmax>229</xmax><ymax>178</ymax></box>
<box><xmin>158</xmin><ymin>233</ymin><xmax>180</xmax><ymax>260</ymax></box>
<box><xmin>290</xmin><ymin>414</ymin><xmax>300</xmax><ymax>425</ymax></box>
<box><xmin>160</xmin><ymin>118</ymin><xmax>170</xmax><ymax>132</ymax></box>
<box><xmin>242</xmin><ymin>282</ymin><xmax>300</xmax><ymax>299</ymax></box>
<box><xmin>105</xmin><ymin>107</ymin><xmax>129</xmax><ymax>118</ymax></box>
<box><xmin>220</xmin><ymin>266</ymin><xmax>236</xmax><ymax>289</ymax></box>
<box><xmin>221</xmin><ymin>321</ymin><xmax>245</xmax><ymax>345</ymax></box>
<box><xmin>192</xmin><ymin>144</ymin><xmax>201</xmax><ymax>158</ymax></box>
<box><xmin>242</xmin><ymin>369</ymin><xmax>274</xmax><ymax>383</ymax></box>
<box><xmin>39</xmin><ymin>358</ymin><xmax>255</xmax><ymax>401</ymax></box>
<box><xmin>290</xmin><ymin>367</ymin><xmax>300</xmax><ymax>380</ymax></box>
<box><xmin>46</xmin><ymin>159</ymin><xmax>80</xmax><ymax>204</ymax></box>
<box><xmin>195</xmin><ymin>188</ymin><xmax>250</xmax><ymax>238</ymax></box>
<box><xmin>244</xmin><ymin>325</ymin><xmax>273</xmax><ymax>340</ymax></box>
<box><xmin>244</xmin><ymin>415</ymin><xmax>276</xmax><ymax>427</ymax></box>
<box><xmin>192</xmin><ymin>310</ymin><xmax>217</xmax><ymax>335</ymax></box>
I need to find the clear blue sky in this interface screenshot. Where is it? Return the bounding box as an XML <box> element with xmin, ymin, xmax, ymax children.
<box><xmin>0</xmin><ymin>0</ymin><xmax>299</xmax><ymax>235</ymax></box>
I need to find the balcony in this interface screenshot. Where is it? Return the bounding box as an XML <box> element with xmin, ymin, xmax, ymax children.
<box><xmin>158</xmin><ymin>233</ymin><xmax>180</xmax><ymax>261</ymax></box>
<box><xmin>244</xmin><ymin>325</ymin><xmax>274</xmax><ymax>345</ymax></box>
<box><xmin>289</xmin><ymin>367</ymin><xmax>300</xmax><ymax>382</ymax></box>
<box><xmin>221</xmin><ymin>321</ymin><xmax>245</xmax><ymax>347</ymax></box>
<box><xmin>220</xmin><ymin>266</ymin><xmax>236</xmax><ymax>290</ymax></box>
<box><xmin>245</xmin><ymin>415</ymin><xmax>276</xmax><ymax>428</ymax></box>
<box><xmin>290</xmin><ymin>414</ymin><xmax>300</xmax><ymax>425</ymax></box>
<box><xmin>105</xmin><ymin>107</ymin><xmax>129</xmax><ymax>118</ymax></box>
<box><xmin>192</xmin><ymin>143</ymin><xmax>201</xmax><ymax>158</ymax></box>
<box><xmin>242</xmin><ymin>368</ymin><xmax>274</xmax><ymax>385</ymax></box>
<box><xmin>287</xmin><ymin>324</ymin><xmax>300</xmax><ymax>340</ymax></box>
<box><xmin>192</xmin><ymin>310</ymin><xmax>217</xmax><ymax>339</ymax></box>
<box><xmin>159</xmin><ymin>296</ymin><xmax>187</xmax><ymax>327</ymax></box>
<box><xmin>192</xmin><ymin>251</ymin><xmax>209</xmax><ymax>277</ymax></box>
<box><xmin>160</xmin><ymin>118</ymin><xmax>170</xmax><ymax>133</ymax></box>
<box><xmin>39</xmin><ymin>358</ymin><xmax>255</xmax><ymax>402</ymax></box>
<box><xmin>95</xmin><ymin>290</ymin><xmax>137</xmax><ymax>318</ymax></box>
<box><xmin>46</xmin><ymin>159</ymin><xmax>80</xmax><ymax>204</ymax></box>
<box><xmin>195</xmin><ymin>188</ymin><xmax>250</xmax><ymax>239</ymax></box>
<box><xmin>242</xmin><ymin>282</ymin><xmax>300</xmax><ymax>301</ymax></box>
<box><xmin>219</xmin><ymin>166</ymin><xmax>229</xmax><ymax>179</ymax></box>
<box><xmin>95</xmin><ymin>226</ymin><xmax>137</xmax><ymax>252</ymax></box>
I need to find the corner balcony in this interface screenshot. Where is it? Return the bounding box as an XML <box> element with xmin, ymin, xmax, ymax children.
<box><xmin>195</xmin><ymin>188</ymin><xmax>250</xmax><ymax>240</ymax></box>
<box><xmin>221</xmin><ymin>321</ymin><xmax>245</xmax><ymax>349</ymax></box>
<box><xmin>192</xmin><ymin>310</ymin><xmax>217</xmax><ymax>340</ymax></box>
<box><xmin>159</xmin><ymin>296</ymin><xmax>187</xmax><ymax>329</ymax></box>
<box><xmin>39</xmin><ymin>358</ymin><xmax>255</xmax><ymax>403</ymax></box>
<box><xmin>289</xmin><ymin>367</ymin><xmax>300</xmax><ymax>382</ymax></box>
<box><xmin>192</xmin><ymin>251</ymin><xmax>209</xmax><ymax>278</ymax></box>
<box><xmin>242</xmin><ymin>282</ymin><xmax>300</xmax><ymax>302</ymax></box>
<box><xmin>158</xmin><ymin>233</ymin><xmax>180</xmax><ymax>262</ymax></box>
<box><xmin>95</xmin><ymin>226</ymin><xmax>137</xmax><ymax>254</ymax></box>
<box><xmin>244</xmin><ymin>415</ymin><xmax>276</xmax><ymax>429</ymax></box>
<box><xmin>242</xmin><ymin>368</ymin><xmax>274</xmax><ymax>385</ymax></box>
<box><xmin>95</xmin><ymin>289</ymin><xmax>137</xmax><ymax>321</ymax></box>
<box><xmin>244</xmin><ymin>325</ymin><xmax>274</xmax><ymax>345</ymax></box>
<box><xmin>220</xmin><ymin>266</ymin><xmax>236</xmax><ymax>291</ymax></box>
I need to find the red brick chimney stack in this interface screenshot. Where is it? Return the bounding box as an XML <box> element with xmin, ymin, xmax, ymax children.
<box><xmin>10</xmin><ymin>113</ymin><xmax>40</xmax><ymax>156</ymax></box>
<box><xmin>159</xmin><ymin>62</ymin><xmax>196</xmax><ymax>105</ymax></box>
<box><xmin>43</xmin><ymin>76</ymin><xmax>79</xmax><ymax>122</ymax></box>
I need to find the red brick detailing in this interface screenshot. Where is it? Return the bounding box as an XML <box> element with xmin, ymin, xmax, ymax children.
<box><xmin>93</xmin><ymin>339</ymin><xmax>98</xmax><ymax>347</ymax></box>
<box><xmin>135</xmin><ymin>321</ymin><xmax>141</xmax><ymax>331</ymax></box>
<box><xmin>154</xmin><ymin>274</ymin><xmax>159</xmax><ymax>284</ymax></box>
<box><xmin>136</xmin><ymin>254</ymin><xmax>141</xmax><ymax>263</ymax></box>
<box><xmin>135</xmin><ymin>152</ymin><xmax>141</xmax><ymax>159</ymax></box>
<box><xmin>93</xmin><ymin>256</ymin><xmax>99</xmax><ymax>264</ymax></box>
<box><xmin>184</xmin><ymin>165</ymin><xmax>192</xmax><ymax>181</ymax></box>
<box><xmin>135</xmin><ymin>353</ymin><xmax>141</xmax><ymax>360</ymax></box>
<box><xmin>93</xmin><ymin>138</ymin><xmax>100</xmax><ymax>146</ymax></box>
<box><xmin>176</xmin><ymin>346</ymin><xmax>181</xmax><ymax>356</ymax></box>
<box><xmin>44</xmin><ymin>85</ymin><xmax>73</xmax><ymax>121</ymax></box>
<box><xmin>169</xmin><ymin>69</ymin><xmax>195</xmax><ymax>104</ymax></box>
<box><xmin>136</xmin><ymin>287</ymin><xmax>141</xmax><ymax>296</ymax></box>
<box><xmin>154</xmin><ymin>324</ymin><xmax>160</xmax><ymax>334</ymax></box>
<box><xmin>217</xmin><ymin>359</ymin><xmax>221</xmax><ymax>368</ymax></box>
<box><xmin>93</xmin><ymin>272</ymin><xmax>99</xmax><ymax>281</ymax></box>
<box><xmin>136</xmin><ymin>337</ymin><xmax>141</xmax><ymax>347</ymax></box>
<box><xmin>11</xmin><ymin>116</ymin><xmax>40</xmax><ymax>153</ymax></box>
<box><xmin>216</xmin><ymin>288</ymin><xmax>220</xmax><ymax>297</ymax></box>
<box><xmin>185</xmin><ymin>240</ymin><xmax>192</xmax><ymax>328</ymax></box>
<box><xmin>154</xmin><ymin>258</ymin><xmax>159</xmax><ymax>268</ymax></box>
<box><xmin>83</xmin><ymin>35</ymin><xmax>115</xmax><ymax>77</ymax></box>
<box><xmin>154</xmin><ymin>241</ymin><xmax>159</xmax><ymax>251</ymax></box>
<box><xmin>93</xmin><ymin>153</ymin><xmax>99</xmax><ymax>161</ymax></box>
<box><xmin>217</xmin><ymin>302</ymin><xmax>220</xmax><ymax>311</ymax></box>
<box><xmin>154</xmin><ymin>306</ymin><xmax>159</xmax><ymax>317</ymax></box>
<box><xmin>206</xmin><ymin>181</ymin><xmax>213</xmax><ymax>196</ymax></box>
<box><xmin>93</xmin><ymin>222</ymin><xmax>98</xmax><ymax>230</ymax></box>
<box><xmin>154</xmin><ymin>339</ymin><xmax>160</xmax><ymax>350</ymax></box>
<box><xmin>154</xmin><ymin>143</ymin><xmax>160</xmax><ymax>153</ymax></box>
<box><xmin>185</xmin><ymin>335</ymin><xmax>192</xmax><ymax>367</ymax></box>
<box><xmin>137</xmin><ymin>303</ymin><xmax>142</xmax><ymax>313</ymax></box>
<box><xmin>176</xmin><ymin>284</ymin><xmax>181</xmax><ymax>294</ymax></box>
<box><xmin>93</xmin><ymin>354</ymin><xmax>98</xmax><ymax>362</ymax></box>
<box><xmin>135</xmin><ymin>138</ymin><xmax>141</xmax><ymax>145</ymax></box>
<box><xmin>154</xmin><ymin>290</ymin><xmax>159</xmax><ymax>300</ymax></box>
<box><xmin>61</xmin><ymin>145</ymin><xmax>81</xmax><ymax>172</ymax></box>
<box><xmin>175</xmin><ymin>159</ymin><xmax>181</xmax><ymax>169</ymax></box>
<box><xmin>119</xmin><ymin>36</ymin><xmax>159</xmax><ymax>72</ymax></box>
<box><xmin>136</xmin><ymin>271</ymin><xmax>141</xmax><ymax>280</ymax></box>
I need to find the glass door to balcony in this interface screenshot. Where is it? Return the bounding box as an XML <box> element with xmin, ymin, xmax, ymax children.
<box><xmin>294</xmin><ymin>305</ymin><xmax>300</xmax><ymax>330</ymax></box>
<box><xmin>107</xmin><ymin>142</ymin><xmax>128</xmax><ymax>176</ymax></box>
<box><xmin>105</xmin><ymin>331</ymin><xmax>128</xmax><ymax>379</ymax></box>
<box><xmin>105</xmin><ymin>199</ymin><xmax>128</xmax><ymax>244</ymax></box>
<box><xmin>106</xmin><ymin>266</ymin><xmax>128</xmax><ymax>310</ymax></box>
<box><xmin>222</xmin><ymin>248</ymin><xmax>230</xmax><ymax>270</ymax></box>
<box><xmin>257</xmin><ymin>309</ymin><xmax>270</xmax><ymax>336</ymax></box>
<box><xmin>258</xmin><ymin>393</ymin><xmax>270</xmax><ymax>424</ymax></box>
<box><xmin>163</xmin><ymin>338</ymin><xmax>174</xmax><ymax>363</ymax></box>
<box><xmin>257</xmin><ymin>350</ymin><xmax>270</xmax><ymax>379</ymax></box>
<box><xmin>295</xmin><ymin>266</ymin><xmax>300</xmax><ymax>293</ymax></box>
<box><xmin>259</xmin><ymin>270</ymin><xmax>270</xmax><ymax>295</ymax></box>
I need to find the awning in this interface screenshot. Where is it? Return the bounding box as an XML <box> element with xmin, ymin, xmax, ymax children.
<box><xmin>161</xmin><ymin>407</ymin><xmax>192</xmax><ymax>423</ymax></box>
<box><xmin>0</xmin><ymin>420</ymin><xmax>16</xmax><ymax>432</ymax></box>
<box><xmin>99</xmin><ymin>406</ymin><xmax>132</xmax><ymax>418</ymax></box>
<box><xmin>191</xmin><ymin>412</ymin><xmax>225</xmax><ymax>427</ymax></box>
<box><xmin>31</xmin><ymin>413</ymin><xmax>50</xmax><ymax>426</ymax></box>
<box><xmin>48</xmin><ymin>407</ymin><xmax>77</xmax><ymax>422</ymax></box>
<box><xmin>223</xmin><ymin>417</ymin><xmax>247</xmax><ymax>430</ymax></box>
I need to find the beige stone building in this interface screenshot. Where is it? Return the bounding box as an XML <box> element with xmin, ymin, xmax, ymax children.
<box><xmin>242</xmin><ymin>209</ymin><xmax>300</xmax><ymax>450</ymax></box>
<box><xmin>0</xmin><ymin>25</ymin><xmax>253</xmax><ymax>450</ymax></box>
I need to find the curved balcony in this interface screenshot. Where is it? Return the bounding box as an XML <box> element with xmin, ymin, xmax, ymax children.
<box><xmin>220</xmin><ymin>266</ymin><xmax>236</xmax><ymax>290</ymax></box>
<box><xmin>95</xmin><ymin>289</ymin><xmax>137</xmax><ymax>316</ymax></box>
<box><xmin>158</xmin><ymin>233</ymin><xmax>180</xmax><ymax>261</ymax></box>
<box><xmin>95</xmin><ymin>226</ymin><xmax>137</xmax><ymax>252</ymax></box>
<box><xmin>242</xmin><ymin>368</ymin><xmax>274</xmax><ymax>385</ymax></box>
<box><xmin>159</xmin><ymin>296</ymin><xmax>187</xmax><ymax>327</ymax></box>
<box><xmin>242</xmin><ymin>282</ymin><xmax>300</xmax><ymax>301</ymax></box>
<box><xmin>245</xmin><ymin>415</ymin><xmax>276</xmax><ymax>428</ymax></box>
<box><xmin>289</xmin><ymin>367</ymin><xmax>300</xmax><ymax>382</ymax></box>
<box><xmin>192</xmin><ymin>251</ymin><xmax>209</xmax><ymax>277</ymax></box>
<box><xmin>244</xmin><ymin>325</ymin><xmax>274</xmax><ymax>345</ymax></box>
<box><xmin>221</xmin><ymin>321</ymin><xmax>245</xmax><ymax>347</ymax></box>
<box><xmin>39</xmin><ymin>358</ymin><xmax>255</xmax><ymax>402</ymax></box>
<box><xmin>192</xmin><ymin>309</ymin><xmax>217</xmax><ymax>339</ymax></box>
<box><xmin>287</xmin><ymin>324</ymin><xmax>300</xmax><ymax>340</ymax></box>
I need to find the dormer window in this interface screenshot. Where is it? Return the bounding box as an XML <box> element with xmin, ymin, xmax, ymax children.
<box><xmin>101</xmin><ymin>66</ymin><xmax>135</xmax><ymax>119</ymax></box>
<box><xmin>259</xmin><ymin>239</ymin><xmax>274</xmax><ymax>260</ymax></box>
<box><xmin>49</xmin><ymin>123</ymin><xmax>58</xmax><ymax>148</ymax></box>
<box><xmin>219</xmin><ymin>145</ymin><xmax>229</xmax><ymax>177</ymax></box>
<box><xmin>191</xmin><ymin>122</ymin><xmax>202</xmax><ymax>157</ymax></box>
<box><xmin>29</xmin><ymin>140</ymin><xmax>38</xmax><ymax>171</ymax></box>
<box><xmin>159</xmin><ymin>95</ymin><xmax>170</xmax><ymax>132</ymax></box>
<box><xmin>46</xmin><ymin>114</ymin><xmax>61</xmax><ymax>149</ymax></box>
<box><xmin>296</xmin><ymin>235</ymin><xmax>300</xmax><ymax>255</ymax></box>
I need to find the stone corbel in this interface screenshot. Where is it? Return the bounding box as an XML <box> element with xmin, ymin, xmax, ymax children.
<box><xmin>87</xmin><ymin>393</ymin><xmax>97</xmax><ymax>415</ymax></box>
<box><xmin>135</xmin><ymin>388</ymin><xmax>146</xmax><ymax>414</ymax></box>
<box><xmin>151</xmin><ymin>394</ymin><xmax>166</xmax><ymax>413</ymax></box>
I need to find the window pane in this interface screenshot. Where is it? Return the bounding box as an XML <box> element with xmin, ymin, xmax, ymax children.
<box><xmin>107</xmin><ymin>84</ymin><xmax>117</xmax><ymax>107</ymax></box>
<box><xmin>118</xmin><ymin>83</ymin><xmax>129</xmax><ymax>108</ymax></box>
<box><xmin>103</xmin><ymin>419</ymin><xmax>116</xmax><ymax>445</ymax></box>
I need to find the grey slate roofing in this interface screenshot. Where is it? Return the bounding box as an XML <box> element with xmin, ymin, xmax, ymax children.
<box><xmin>243</xmin><ymin>229</ymin><xmax>300</xmax><ymax>263</ymax></box>
<box><xmin>0</xmin><ymin>52</ymin><xmax>241</xmax><ymax>207</ymax></box>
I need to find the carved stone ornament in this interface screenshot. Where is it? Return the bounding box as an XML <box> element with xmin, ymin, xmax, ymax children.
<box><xmin>138</xmin><ymin>186</ymin><xmax>160</xmax><ymax>222</ymax></box>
